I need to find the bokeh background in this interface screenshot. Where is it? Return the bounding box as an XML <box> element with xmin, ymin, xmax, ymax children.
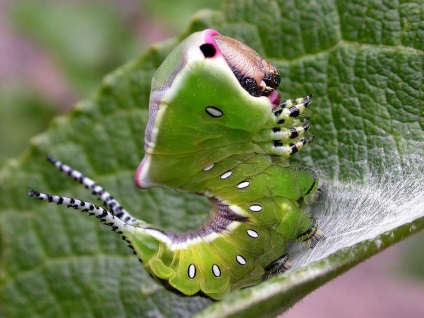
<box><xmin>1</xmin><ymin>0</ymin><xmax>423</xmax><ymax>316</ymax></box>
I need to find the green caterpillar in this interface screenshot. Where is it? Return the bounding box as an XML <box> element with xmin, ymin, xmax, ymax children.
<box><xmin>29</xmin><ymin>29</ymin><xmax>323</xmax><ymax>300</ymax></box>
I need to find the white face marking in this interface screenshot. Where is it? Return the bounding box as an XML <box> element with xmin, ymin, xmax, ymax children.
<box><xmin>249</xmin><ymin>204</ymin><xmax>262</xmax><ymax>212</ymax></box>
<box><xmin>220</xmin><ymin>170</ymin><xmax>232</xmax><ymax>179</ymax></box>
<box><xmin>188</xmin><ymin>264</ymin><xmax>196</xmax><ymax>279</ymax></box>
<box><xmin>212</xmin><ymin>264</ymin><xmax>221</xmax><ymax>277</ymax></box>
<box><xmin>205</xmin><ymin>106</ymin><xmax>223</xmax><ymax>118</ymax></box>
<box><xmin>237</xmin><ymin>181</ymin><xmax>250</xmax><ymax>189</ymax></box>
<box><xmin>203</xmin><ymin>163</ymin><xmax>215</xmax><ymax>171</ymax></box>
<box><xmin>236</xmin><ymin>255</ymin><xmax>246</xmax><ymax>265</ymax></box>
<box><xmin>247</xmin><ymin>229</ymin><xmax>259</xmax><ymax>238</ymax></box>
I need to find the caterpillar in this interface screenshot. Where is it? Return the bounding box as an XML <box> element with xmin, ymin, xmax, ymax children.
<box><xmin>29</xmin><ymin>29</ymin><xmax>323</xmax><ymax>300</ymax></box>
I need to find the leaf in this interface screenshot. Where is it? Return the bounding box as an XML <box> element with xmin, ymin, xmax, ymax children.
<box><xmin>0</xmin><ymin>0</ymin><xmax>423</xmax><ymax>317</ymax></box>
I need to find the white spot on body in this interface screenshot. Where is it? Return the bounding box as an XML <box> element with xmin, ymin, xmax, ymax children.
<box><xmin>237</xmin><ymin>181</ymin><xmax>250</xmax><ymax>189</ymax></box>
<box><xmin>249</xmin><ymin>204</ymin><xmax>262</xmax><ymax>212</ymax></box>
<box><xmin>188</xmin><ymin>264</ymin><xmax>196</xmax><ymax>279</ymax></box>
<box><xmin>247</xmin><ymin>229</ymin><xmax>259</xmax><ymax>238</ymax></box>
<box><xmin>236</xmin><ymin>255</ymin><xmax>246</xmax><ymax>265</ymax></box>
<box><xmin>220</xmin><ymin>170</ymin><xmax>233</xmax><ymax>179</ymax></box>
<box><xmin>205</xmin><ymin>106</ymin><xmax>223</xmax><ymax>118</ymax></box>
<box><xmin>212</xmin><ymin>264</ymin><xmax>221</xmax><ymax>277</ymax></box>
<box><xmin>203</xmin><ymin>163</ymin><xmax>215</xmax><ymax>171</ymax></box>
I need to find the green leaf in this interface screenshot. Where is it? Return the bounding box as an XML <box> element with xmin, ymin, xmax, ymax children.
<box><xmin>1</xmin><ymin>0</ymin><xmax>423</xmax><ymax>317</ymax></box>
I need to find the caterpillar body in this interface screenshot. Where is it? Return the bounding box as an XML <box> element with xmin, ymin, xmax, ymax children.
<box><xmin>29</xmin><ymin>29</ymin><xmax>323</xmax><ymax>300</ymax></box>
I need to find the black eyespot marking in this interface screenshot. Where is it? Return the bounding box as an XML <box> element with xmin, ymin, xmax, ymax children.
<box><xmin>205</xmin><ymin>106</ymin><xmax>223</xmax><ymax>118</ymax></box>
<box><xmin>200</xmin><ymin>43</ymin><xmax>216</xmax><ymax>58</ymax></box>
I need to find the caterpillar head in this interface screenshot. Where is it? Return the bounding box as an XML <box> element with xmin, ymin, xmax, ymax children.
<box><xmin>212</xmin><ymin>33</ymin><xmax>281</xmax><ymax>103</ymax></box>
<box><xmin>136</xmin><ymin>30</ymin><xmax>288</xmax><ymax>188</ymax></box>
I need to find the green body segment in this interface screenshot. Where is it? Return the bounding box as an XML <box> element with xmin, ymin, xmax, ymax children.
<box><xmin>129</xmin><ymin>156</ymin><xmax>316</xmax><ymax>299</ymax></box>
<box><xmin>128</xmin><ymin>220</ymin><xmax>294</xmax><ymax>300</ymax></box>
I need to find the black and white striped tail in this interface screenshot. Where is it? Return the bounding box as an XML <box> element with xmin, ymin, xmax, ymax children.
<box><xmin>46</xmin><ymin>155</ymin><xmax>138</xmax><ymax>225</ymax></box>
<box><xmin>28</xmin><ymin>190</ymin><xmax>135</xmax><ymax>235</ymax></box>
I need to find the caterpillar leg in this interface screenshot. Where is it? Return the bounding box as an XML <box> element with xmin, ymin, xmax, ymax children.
<box><xmin>270</xmin><ymin>119</ymin><xmax>310</xmax><ymax>141</ymax></box>
<box><xmin>258</xmin><ymin>95</ymin><xmax>314</xmax><ymax>157</ymax></box>
<box><xmin>271</xmin><ymin>95</ymin><xmax>314</xmax><ymax>157</ymax></box>
<box><xmin>257</xmin><ymin>132</ymin><xmax>314</xmax><ymax>157</ymax></box>
<box><xmin>270</xmin><ymin>136</ymin><xmax>314</xmax><ymax>157</ymax></box>
<box><xmin>274</xmin><ymin>198</ymin><xmax>324</xmax><ymax>249</ymax></box>
<box><xmin>296</xmin><ymin>217</ymin><xmax>324</xmax><ymax>249</ymax></box>
<box><xmin>263</xmin><ymin>253</ymin><xmax>292</xmax><ymax>279</ymax></box>
<box><xmin>46</xmin><ymin>155</ymin><xmax>139</xmax><ymax>225</ymax></box>
<box><xmin>272</xmin><ymin>94</ymin><xmax>313</xmax><ymax>122</ymax></box>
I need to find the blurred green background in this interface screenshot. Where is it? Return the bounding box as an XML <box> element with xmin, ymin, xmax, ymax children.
<box><xmin>0</xmin><ymin>0</ymin><xmax>223</xmax><ymax>164</ymax></box>
<box><xmin>1</xmin><ymin>0</ymin><xmax>423</xmax><ymax>316</ymax></box>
